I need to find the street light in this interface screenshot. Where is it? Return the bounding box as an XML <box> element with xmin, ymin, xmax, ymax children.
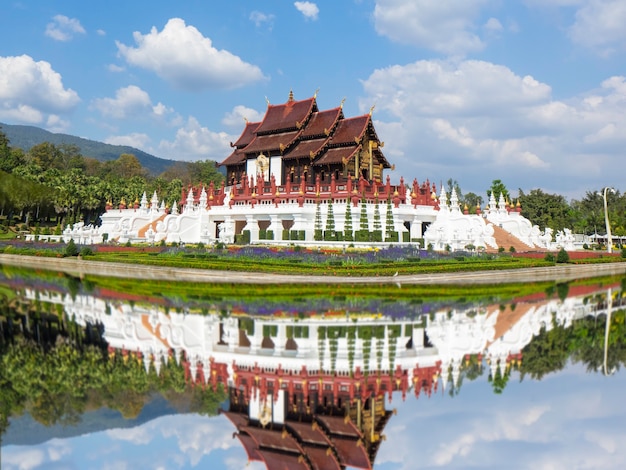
<box><xmin>599</xmin><ymin>187</ymin><xmax>615</xmax><ymax>253</ymax></box>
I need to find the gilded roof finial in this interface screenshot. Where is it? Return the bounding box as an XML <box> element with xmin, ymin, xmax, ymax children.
<box><xmin>340</xmin><ymin>97</ymin><xmax>346</xmax><ymax>108</ymax></box>
<box><xmin>288</xmin><ymin>89</ymin><xmax>294</xmax><ymax>101</ymax></box>
<box><xmin>369</xmin><ymin>104</ymin><xmax>376</xmax><ymax>116</ymax></box>
<box><xmin>314</xmin><ymin>88</ymin><xmax>319</xmax><ymax>98</ymax></box>
<box><xmin>243</xmin><ymin>116</ymin><xmax>248</xmax><ymax>123</ymax></box>
<box><xmin>265</xmin><ymin>96</ymin><xmax>270</xmax><ymax>106</ymax></box>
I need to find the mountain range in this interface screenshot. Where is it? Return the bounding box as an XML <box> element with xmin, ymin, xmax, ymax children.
<box><xmin>0</xmin><ymin>122</ymin><xmax>177</xmax><ymax>175</ymax></box>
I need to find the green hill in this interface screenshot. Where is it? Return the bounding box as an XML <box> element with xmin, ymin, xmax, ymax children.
<box><xmin>0</xmin><ymin>122</ymin><xmax>177</xmax><ymax>175</ymax></box>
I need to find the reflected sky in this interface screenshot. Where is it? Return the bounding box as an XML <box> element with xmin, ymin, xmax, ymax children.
<box><xmin>4</xmin><ymin>364</ymin><xmax>626</xmax><ymax>470</ymax></box>
<box><xmin>2</xmin><ymin>270</ymin><xmax>626</xmax><ymax>470</ymax></box>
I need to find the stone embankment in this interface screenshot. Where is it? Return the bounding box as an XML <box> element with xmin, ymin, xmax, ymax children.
<box><xmin>1</xmin><ymin>254</ymin><xmax>625</xmax><ymax>286</ymax></box>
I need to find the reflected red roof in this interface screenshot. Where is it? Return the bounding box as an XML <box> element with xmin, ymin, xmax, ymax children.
<box><xmin>304</xmin><ymin>445</ymin><xmax>342</xmax><ymax>470</ymax></box>
<box><xmin>242</xmin><ymin>426</ymin><xmax>305</xmax><ymax>454</ymax></box>
<box><xmin>222</xmin><ymin>410</ymin><xmax>249</xmax><ymax>429</ymax></box>
<box><xmin>257</xmin><ymin>449</ymin><xmax>309</xmax><ymax>470</ymax></box>
<box><xmin>255</xmin><ymin>97</ymin><xmax>316</xmax><ymax>134</ymax></box>
<box><xmin>332</xmin><ymin>436</ymin><xmax>372</xmax><ymax>470</ymax></box>
<box><xmin>315</xmin><ymin>415</ymin><xmax>362</xmax><ymax>438</ymax></box>
<box><xmin>287</xmin><ymin>422</ymin><xmax>331</xmax><ymax>446</ymax></box>
<box><xmin>236</xmin><ymin>433</ymin><xmax>263</xmax><ymax>462</ymax></box>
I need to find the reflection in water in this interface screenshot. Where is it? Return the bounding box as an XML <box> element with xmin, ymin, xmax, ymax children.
<box><xmin>1</xmin><ymin>273</ymin><xmax>626</xmax><ymax>469</ymax></box>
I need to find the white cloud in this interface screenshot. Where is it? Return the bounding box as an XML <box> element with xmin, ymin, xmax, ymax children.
<box><xmin>45</xmin><ymin>14</ymin><xmax>86</xmax><ymax>41</ymax></box>
<box><xmin>568</xmin><ymin>0</ymin><xmax>626</xmax><ymax>56</ymax></box>
<box><xmin>250</xmin><ymin>11</ymin><xmax>275</xmax><ymax>29</ymax></box>
<box><xmin>0</xmin><ymin>54</ymin><xmax>80</xmax><ymax>125</ymax></box>
<box><xmin>92</xmin><ymin>85</ymin><xmax>174</xmax><ymax>121</ymax></box>
<box><xmin>373</xmin><ymin>0</ymin><xmax>493</xmax><ymax>55</ymax></box>
<box><xmin>116</xmin><ymin>18</ymin><xmax>266</xmax><ymax>91</ymax></box>
<box><xmin>360</xmin><ymin>59</ymin><xmax>626</xmax><ymax>195</ymax></box>
<box><xmin>484</xmin><ymin>17</ymin><xmax>504</xmax><ymax>34</ymax></box>
<box><xmin>108</xmin><ymin>63</ymin><xmax>125</xmax><ymax>73</ymax></box>
<box><xmin>294</xmin><ymin>2</ymin><xmax>320</xmax><ymax>20</ymax></box>
<box><xmin>222</xmin><ymin>105</ymin><xmax>264</xmax><ymax>129</ymax></box>
<box><xmin>159</xmin><ymin>117</ymin><xmax>234</xmax><ymax>161</ymax></box>
<box><xmin>105</xmin><ymin>133</ymin><xmax>152</xmax><ymax>150</ymax></box>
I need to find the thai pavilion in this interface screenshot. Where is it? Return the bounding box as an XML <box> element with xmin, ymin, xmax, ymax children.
<box><xmin>87</xmin><ymin>91</ymin><xmax>566</xmax><ymax>251</ymax></box>
<box><xmin>221</xmin><ymin>90</ymin><xmax>391</xmax><ymax>189</ymax></box>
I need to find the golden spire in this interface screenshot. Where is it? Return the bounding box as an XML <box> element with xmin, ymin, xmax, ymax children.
<box><xmin>314</xmin><ymin>88</ymin><xmax>319</xmax><ymax>98</ymax></box>
<box><xmin>265</xmin><ymin>96</ymin><xmax>270</xmax><ymax>106</ymax></box>
<box><xmin>340</xmin><ymin>97</ymin><xmax>346</xmax><ymax>108</ymax></box>
<box><xmin>288</xmin><ymin>89</ymin><xmax>294</xmax><ymax>101</ymax></box>
<box><xmin>369</xmin><ymin>104</ymin><xmax>376</xmax><ymax>116</ymax></box>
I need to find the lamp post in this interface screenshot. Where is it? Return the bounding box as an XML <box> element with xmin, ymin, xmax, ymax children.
<box><xmin>599</xmin><ymin>187</ymin><xmax>615</xmax><ymax>253</ymax></box>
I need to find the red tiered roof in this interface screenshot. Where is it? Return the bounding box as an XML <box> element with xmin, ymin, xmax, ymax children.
<box><xmin>300</xmin><ymin>107</ymin><xmax>343</xmax><ymax>138</ymax></box>
<box><xmin>219</xmin><ymin>93</ymin><xmax>391</xmax><ymax>176</ymax></box>
<box><xmin>232</xmin><ymin>121</ymin><xmax>260</xmax><ymax>148</ymax></box>
<box><xmin>328</xmin><ymin>115</ymin><xmax>370</xmax><ymax>145</ymax></box>
<box><xmin>255</xmin><ymin>96</ymin><xmax>317</xmax><ymax>134</ymax></box>
<box><xmin>315</xmin><ymin>146</ymin><xmax>361</xmax><ymax>165</ymax></box>
<box><xmin>243</xmin><ymin>129</ymin><xmax>301</xmax><ymax>155</ymax></box>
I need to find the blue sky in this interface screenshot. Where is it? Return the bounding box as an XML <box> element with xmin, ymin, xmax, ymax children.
<box><xmin>4</xmin><ymin>363</ymin><xmax>626</xmax><ymax>469</ymax></box>
<box><xmin>1</xmin><ymin>1</ymin><xmax>626</xmax><ymax>199</ymax></box>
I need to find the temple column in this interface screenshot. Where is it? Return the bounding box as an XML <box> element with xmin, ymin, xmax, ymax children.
<box><xmin>410</xmin><ymin>217</ymin><xmax>423</xmax><ymax>243</ymax></box>
<box><xmin>267</xmin><ymin>214</ymin><xmax>282</xmax><ymax>241</ymax></box>
<box><xmin>291</xmin><ymin>212</ymin><xmax>308</xmax><ymax>241</ymax></box>
<box><xmin>274</xmin><ymin>325</ymin><xmax>286</xmax><ymax>355</ymax></box>
<box><xmin>245</xmin><ymin>215</ymin><xmax>260</xmax><ymax>243</ymax></box>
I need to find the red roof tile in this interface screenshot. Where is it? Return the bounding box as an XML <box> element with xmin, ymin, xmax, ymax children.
<box><xmin>232</xmin><ymin>121</ymin><xmax>260</xmax><ymax>148</ymax></box>
<box><xmin>329</xmin><ymin>115</ymin><xmax>370</xmax><ymax>145</ymax></box>
<box><xmin>300</xmin><ymin>108</ymin><xmax>343</xmax><ymax>138</ymax></box>
<box><xmin>314</xmin><ymin>146</ymin><xmax>360</xmax><ymax>166</ymax></box>
<box><xmin>255</xmin><ymin>97</ymin><xmax>316</xmax><ymax>134</ymax></box>
<box><xmin>220</xmin><ymin>149</ymin><xmax>247</xmax><ymax>166</ymax></box>
<box><xmin>284</xmin><ymin>138</ymin><xmax>328</xmax><ymax>161</ymax></box>
<box><xmin>243</xmin><ymin>130</ymin><xmax>301</xmax><ymax>155</ymax></box>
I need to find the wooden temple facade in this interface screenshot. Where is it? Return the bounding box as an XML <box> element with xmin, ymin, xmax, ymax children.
<box><xmin>221</xmin><ymin>90</ymin><xmax>392</xmax><ymax>188</ymax></box>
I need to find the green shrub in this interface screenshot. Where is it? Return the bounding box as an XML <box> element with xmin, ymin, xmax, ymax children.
<box><xmin>556</xmin><ymin>248</ymin><xmax>570</xmax><ymax>263</ymax></box>
<box><xmin>544</xmin><ymin>253</ymin><xmax>555</xmax><ymax>262</ymax></box>
<box><xmin>80</xmin><ymin>247</ymin><xmax>93</xmax><ymax>257</ymax></box>
<box><xmin>622</xmin><ymin>247</ymin><xmax>626</xmax><ymax>259</ymax></box>
<box><xmin>64</xmin><ymin>239</ymin><xmax>79</xmax><ymax>257</ymax></box>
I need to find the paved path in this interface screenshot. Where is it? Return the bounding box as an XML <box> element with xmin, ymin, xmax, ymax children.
<box><xmin>2</xmin><ymin>254</ymin><xmax>626</xmax><ymax>285</ymax></box>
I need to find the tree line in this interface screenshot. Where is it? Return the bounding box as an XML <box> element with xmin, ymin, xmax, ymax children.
<box><xmin>1</xmin><ymin>126</ymin><xmax>625</xmax><ymax>239</ymax></box>
<box><xmin>0</xmin><ymin>127</ymin><xmax>223</xmax><ymax>229</ymax></box>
